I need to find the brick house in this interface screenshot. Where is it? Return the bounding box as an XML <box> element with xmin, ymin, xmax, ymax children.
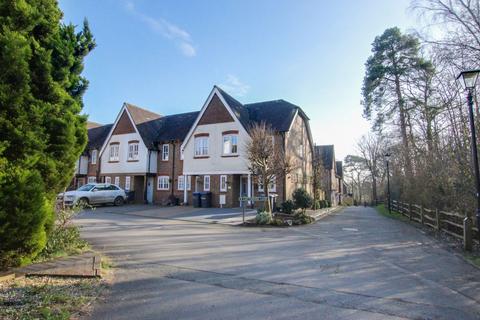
<box><xmin>72</xmin><ymin>86</ymin><xmax>315</xmax><ymax>207</ymax></box>
<box><xmin>314</xmin><ymin>145</ymin><xmax>340</xmax><ymax>206</ymax></box>
<box><xmin>180</xmin><ymin>86</ymin><xmax>314</xmax><ymax>208</ymax></box>
<box><xmin>70</xmin><ymin>122</ymin><xmax>112</xmax><ymax>190</ymax></box>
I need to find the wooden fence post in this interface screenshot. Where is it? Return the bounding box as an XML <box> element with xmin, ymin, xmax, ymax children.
<box><xmin>435</xmin><ymin>209</ymin><xmax>440</xmax><ymax>231</ymax></box>
<box><xmin>464</xmin><ymin>216</ymin><xmax>473</xmax><ymax>251</ymax></box>
<box><xmin>420</xmin><ymin>205</ymin><xmax>424</xmax><ymax>225</ymax></box>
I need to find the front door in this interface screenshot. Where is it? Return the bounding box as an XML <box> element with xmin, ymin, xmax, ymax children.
<box><xmin>147</xmin><ymin>177</ymin><xmax>154</xmax><ymax>204</ymax></box>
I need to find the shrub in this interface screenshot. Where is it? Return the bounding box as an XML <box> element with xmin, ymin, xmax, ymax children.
<box><xmin>292</xmin><ymin>188</ymin><xmax>313</xmax><ymax>213</ymax></box>
<box><xmin>281</xmin><ymin>200</ymin><xmax>296</xmax><ymax>214</ymax></box>
<box><xmin>255</xmin><ymin>211</ymin><xmax>273</xmax><ymax>225</ymax></box>
<box><xmin>312</xmin><ymin>200</ymin><xmax>321</xmax><ymax>210</ymax></box>
<box><xmin>38</xmin><ymin>205</ymin><xmax>89</xmax><ymax>260</ymax></box>
<box><xmin>326</xmin><ymin>200</ymin><xmax>332</xmax><ymax>208</ymax></box>
<box><xmin>293</xmin><ymin>212</ymin><xmax>315</xmax><ymax>225</ymax></box>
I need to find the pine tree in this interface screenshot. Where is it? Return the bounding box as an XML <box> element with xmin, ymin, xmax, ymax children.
<box><xmin>0</xmin><ymin>0</ymin><xmax>95</xmax><ymax>268</ymax></box>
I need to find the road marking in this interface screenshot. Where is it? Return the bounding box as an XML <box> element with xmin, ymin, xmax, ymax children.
<box><xmin>342</xmin><ymin>227</ymin><xmax>358</xmax><ymax>232</ymax></box>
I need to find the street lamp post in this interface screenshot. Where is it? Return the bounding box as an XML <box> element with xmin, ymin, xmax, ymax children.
<box><xmin>385</xmin><ymin>152</ymin><xmax>391</xmax><ymax>213</ymax></box>
<box><xmin>457</xmin><ymin>69</ymin><xmax>480</xmax><ymax>247</ymax></box>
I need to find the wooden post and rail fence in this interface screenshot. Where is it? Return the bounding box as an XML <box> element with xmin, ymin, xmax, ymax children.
<box><xmin>389</xmin><ymin>199</ymin><xmax>477</xmax><ymax>251</ymax></box>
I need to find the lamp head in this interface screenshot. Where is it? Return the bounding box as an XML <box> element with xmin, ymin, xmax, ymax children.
<box><xmin>457</xmin><ymin>70</ymin><xmax>480</xmax><ymax>91</ymax></box>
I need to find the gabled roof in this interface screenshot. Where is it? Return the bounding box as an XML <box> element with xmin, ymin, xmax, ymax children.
<box><xmin>87</xmin><ymin>123</ymin><xmax>113</xmax><ymax>150</ymax></box>
<box><xmin>87</xmin><ymin>121</ymin><xmax>102</xmax><ymax>129</ymax></box>
<box><xmin>336</xmin><ymin>161</ymin><xmax>343</xmax><ymax>177</ymax></box>
<box><xmin>136</xmin><ymin>111</ymin><xmax>200</xmax><ymax>147</ymax></box>
<box><xmin>125</xmin><ymin>103</ymin><xmax>162</xmax><ymax>124</ymax></box>
<box><xmin>315</xmin><ymin>145</ymin><xmax>335</xmax><ymax>170</ymax></box>
<box><xmin>245</xmin><ymin>100</ymin><xmax>302</xmax><ymax>132</ymax></box>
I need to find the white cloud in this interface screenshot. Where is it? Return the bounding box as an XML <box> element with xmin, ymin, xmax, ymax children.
<box><xmin>124</xmin><ymin>1</ymin><xmax>196</xmax><ymax>57</ymax></box>
<box><xmin>220</xmin><ymin>75</ymin><xmax>250</xmax><ymax>97</ymax></box>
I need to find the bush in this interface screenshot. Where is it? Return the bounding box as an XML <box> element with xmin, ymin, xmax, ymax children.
<box><xmin>255</xmin><ymin>211</ymin><xmax>273</xmax><ymax>225</ymax></box>
<box><xmin>281</xmin><ymin>200</ymin><xmax>296</xmax><ymax>214</ymax></box>
<box><xmin>292</xmin><ymin>188</ymin><xmax>313</xmax><ymax>213</ymax></box>
<box><xmin>37</xmin><ymin>206</ymin><xmax>89</xmax><ymax>260</ymax></box>
<box><xmin>293</xmin><ymin>211</ymin><xmax>315</xmax><ymax>225</ymax></box>
<box><xmin>326</xmin><ymin>200</ymin><xmax>332</xmax><ymax>208</ymax></box>
<box><xmin>0</xmin><ymin>165</ymin><xmax>52</xmax><ymax>269</ymax></box>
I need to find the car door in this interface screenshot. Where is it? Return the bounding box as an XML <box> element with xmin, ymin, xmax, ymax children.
<box><xmin>104</xmin><ymin>185</ymin><xmax>119</xmax><ymax>203</ymax></box>
<box><xmin>90</xmin><ymin>185</ymin><xmax>106</xmax><ymax>204</ymax></box>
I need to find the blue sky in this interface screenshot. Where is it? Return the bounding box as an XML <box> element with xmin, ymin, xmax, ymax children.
<box><xmin>59</xmin><ymin>0</ymin><xmax>416</xmax><ymax>159</ymax></box>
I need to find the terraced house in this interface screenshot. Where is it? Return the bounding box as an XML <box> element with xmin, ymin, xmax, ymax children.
<box><xmin>72</xmin><ymin>86</ymin><xmax>314</xmax><ymax>208</ymax></box>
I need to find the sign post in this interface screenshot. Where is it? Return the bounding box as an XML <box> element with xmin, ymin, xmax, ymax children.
<box><xmin>238</xmin><ymin>196</ymin><xmax>268</xmax><ymax>224</ymax></box>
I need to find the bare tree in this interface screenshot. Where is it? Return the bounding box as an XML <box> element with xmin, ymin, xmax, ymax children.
<box><xmin>357</xmin><ymin>133</ymin><xmax>388</xmax><ymax>204</ymax></box>
<box><xmin>344</xmin><ymin>155</ymin><xmax>371</xmax><ymax>203</ymax></box>
<box><xmin>246</xmin><ymin>122</ymin><xmax>293</xmax><ymax>213</ymax></box>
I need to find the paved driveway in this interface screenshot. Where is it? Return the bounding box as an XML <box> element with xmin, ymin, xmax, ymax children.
<box><xmin>77</xmin><ymin>206</ymin><xmax>480</xmax><ymax>319</ymax></box>
<box><xmin>87</xmin><ymin>204</ymin><xmax>256</xmax><ymax>225</ymax></box>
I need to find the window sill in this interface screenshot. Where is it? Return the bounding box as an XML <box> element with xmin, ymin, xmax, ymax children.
<box><xmin>194</xmin><ymin>156</ymin><xmax>210</xmax><ymax>159</ymax></box>
<box><xmin>161</xmin><ymin>159</ymin><xmax>169</xmax><ymax>162</ymax></box>
<box><xmin>221</xmin><ymin>154</ymin><xmax>239</xmax><ymax>158</ymax></box>
<box><xmin>127</xmin><ymin>159</ymin><xmax>139</xmax><ymax>162</ymax></box>
<box><xmin>108</xmin><ymin>160</ymin><xmax>119</xmax><ymax>163</ymax></box>
<box><xmin>157</xmin><ymin>189</ymin><xmax>169</xmax><ymax>191</ymax></box>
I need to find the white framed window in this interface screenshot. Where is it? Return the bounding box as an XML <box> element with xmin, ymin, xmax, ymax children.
<box><xmin>109</xmin><ymin>144</ymin><xmax>119</xmax><ymax>161</ymax></box>
<box><xmin>220</xmin><ymin>175</ymin><xmax>227</xmax><ymax>192</ymax></box>
<box><xmin>91</xmin><ymin>149</ymin><xmax>97</xmax><ymax>165</ymax></box>
<box><xmin>268</xmin><ymin>176</ymin><xmax>277</xmax><ymax>192</ymax></box>
<box><xmin>194</xmin><ymin>136</ymin><xmax>209</xmax><ymax>156</ymax></box>
<box><xmin>178</xmin><ymin>175</ymin><xmax>185</xmax><ymax>190</ymax></box>
<box><xmin>105</xmin><ymin>176</ymin><xmax>111</xmax><ymax>184</ymax></box>
<box><xmin>298</xmin><ymin>142</ymin><xmax>304</xmax><ymax>158</ymax></box>
<box><xmin>125</xmin><ymin>176</ymin><xmax>131</xmax><ymax>191</ymax></box>
<box><xmin>88</xmin><ymin>176</ymin><xmax>96</xmax><ymax>184</ymax></box>
<box><xmin>162</xmin><ymin>144</ymin><xmax>169</xmax><ymax>161</ymax></box>
<box><xmin>222</xmin><ymin>135</ymin><xmax>238</xmax><ymax>155</ymax></box>
<box><xmin>128</xmin><ymin>142</ymin><xmax>139</xmax><ymax>161</ymax></box>
<box><xmin>186</xmin><ymin>175</ymin><xmax>191</xmax><ymax>190</ymax></box>
<box><xmin>204</xmin><ymin>175</ymin><xmax>210</xmax><ymax>191</ymax></box>
<box><xmin>114</xmin><ymin>176</ymin><xmax>120</xmax><ymax>186</ymax></box>
<box><xmin>258</xmin><ymin>176</ymin><xmax>276</xmax><ymax>192</ymax></box>
<box><xmin>157</xmin><ymin>176</ymin><xmax>170</xmax><ymax>190</ymax></box>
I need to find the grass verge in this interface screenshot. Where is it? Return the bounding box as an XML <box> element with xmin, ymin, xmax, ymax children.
<box><xmin>375</xmin><ymin>204</ymin><xmax>410</xmax><ymax>222</ymax></box>
<box><xmin>464</xmin><ymin>253</ymin><xmax>480</xmax><ymax>268</ymax></box>
<box><xmin>0</xmin><ymin>276</ymin><xmax>107</xmax><ymax>320</ymax></box>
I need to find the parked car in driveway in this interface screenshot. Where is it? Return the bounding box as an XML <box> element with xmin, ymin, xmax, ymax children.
<box><xmin>57</xmin><ymin>183</ymin><xmax>127</xmax><ymax>207</ymax></box>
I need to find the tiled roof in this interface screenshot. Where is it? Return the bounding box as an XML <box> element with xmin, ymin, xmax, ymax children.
<box><xmin>87</xmin><ymin>121</ymin><xmax>102</xmax><ymax>129</ymax></box>
<box><xmin>87</xmin><ymin>123</ymin><xmax>113</xmax><ymax>150</ymax></box>
<box><xmin>125</xmin><ymin>103</ymin><xmax>162</xmax><ymax>124</ymax></box>
<box><xmin>315</xmin><ymin>145</ymin><xmax>335</xmax><ymax>170</ymax></box>
<box><xmin>136</xmin><ymin>111</ymin><xmax>200</xmax><ymax>148</ymax></box>
<box><xmin>215</xmin><ymin>86</ymin><xmax>306</xmax><ymax>133</ymax></box>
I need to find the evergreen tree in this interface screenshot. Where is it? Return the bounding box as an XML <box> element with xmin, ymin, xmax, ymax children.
<box><xmin>0</xmin><ymin>0</ymin><xmax>95</xmax><ymax>268</ymax></box>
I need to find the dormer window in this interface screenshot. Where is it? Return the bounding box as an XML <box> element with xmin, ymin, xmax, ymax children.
<box><xmin>222</xmin><ymin>130</ymin><xmax>238</xmax><ymax>155</ymax></box>
<box><xmin>128</xmin><ymin>141</ymin><xmax>139</xmax><ymax>161</ymax></box>
<box><xmin>109</xmin><ymin>143</ymin><xmax>119</xmax><ymax>162</ymax></box>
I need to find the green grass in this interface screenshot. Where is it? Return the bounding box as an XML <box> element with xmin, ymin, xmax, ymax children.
<box><xmin>0</xmin><ymin>276</ymin><xmax>106</xmax><ymax>320</ymax></box>
<box><xmin>375</xmin><ymin>204</ymin><xmax>410</xmax><ymax>222</ymax></box>
<box><xmin>464</xmin><ymin>253</ymin><xmax>480</xmax><ymax>268</ymax></box>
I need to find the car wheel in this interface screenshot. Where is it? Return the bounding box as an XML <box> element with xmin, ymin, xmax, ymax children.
<box><xmin>78</xmin><ymin>197</ymin><xmax>89</xmax><ymax>207</ymax></box>
<box><xmin>114</xmin><ymin>196</ymin><xmax>124</xmax><ymax>206</ymax></box>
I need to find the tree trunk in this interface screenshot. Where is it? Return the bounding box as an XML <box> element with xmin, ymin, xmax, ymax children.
<box><xmin>263</xmin><ymin>175</ymin><xmax>271</xmax><ymax>213</ymax></box>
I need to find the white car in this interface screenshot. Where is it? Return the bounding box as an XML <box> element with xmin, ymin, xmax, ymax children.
<box><xmin>58</xmin><ymin>183</ymin><xmax>127</xmax><ymax>206</ymax></box>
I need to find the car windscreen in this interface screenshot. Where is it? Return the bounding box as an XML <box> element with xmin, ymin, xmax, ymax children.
<box><xmin>77</xmin><ymin>184</ymin><xmax>95</xmax><ymax>191</ymax></box>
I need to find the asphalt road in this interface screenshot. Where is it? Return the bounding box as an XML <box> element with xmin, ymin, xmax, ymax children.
<box><xmin>77</xmin><ymin>206</ymin><xmax>480</xmax><ymax>320</ymax></box>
